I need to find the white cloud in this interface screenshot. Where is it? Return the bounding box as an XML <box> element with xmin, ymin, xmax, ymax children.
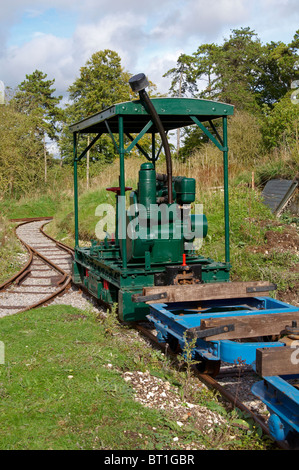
<box><xmin>72</xmin><ymin>12</ymin><xmax>148</xmax><ymax>70</ymax></box>
<box><xmin>2</xmin><ymin>34</ymin><xmax>72</xmax><ymax>94</ymax></box>
<box><xmin>151</xmin><ymin>0</ymin><xmax>251</xmax><ymax>43</ymax></box>
<box><xmin>0</xmin><ymin>0</ymin><xmax>298</xmax><ymax>101</ymax></box>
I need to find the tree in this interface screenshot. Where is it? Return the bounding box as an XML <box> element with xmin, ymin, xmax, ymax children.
<box><xmin>256</xmin><ymin>33</ymin><xmax>299</xmax><ymax>107</ymax></box>
<box><xmin>67</xmin><ymin>49</ymin><xmax>131</xmax><ymax>119</ymax></box>
<box><xmin>211</xmin><ymin>28</ymin><xmax>263</xmax><ymax>112</ymax></box>
<box><xmin>163</xmin><ymin>53</ymin><xmax>198</xmax><ymax>154</ymax></box>
<box><xmin>163</xmin><ymin>53</ymin><xmax>198</xmax><ymax>98</ymax></box>
<box><xmin>60</xmin><ymin>50</ymin><xmax>131</xmax><ymax>173</ymax></box>
<box><xmin>260</xmin><ymin>91</ymin><xmax>299</xmax><ymax>150</ymax></box>
<box><xmin>0</xmin><ymin>105</ymin><xmax>44</xmax><ymax>197</ymax></box>
<box><xmin>170</xmin><ymin>28</ymin><xmax>299</xmax><ymax>160</ymax></box>
<box><xmin>12</xmin><ymin>70</ymin><xmax>63</xmax><ymax>182</ymax></box>
<box><xmin>193</xmin><ymin>43</ymin><xmax>220</xmax><ymax>99</ymax></box>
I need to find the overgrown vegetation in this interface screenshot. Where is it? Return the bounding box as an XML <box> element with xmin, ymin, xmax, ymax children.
<box><xmin>0</xmin><ymin>27</ymin><xmax>298</xmax><ymax>199</ymax></box>
<box><xmin>0</xmin><ymin>216</ymin><xmax>27</xmax><ymax>284</ymax></box>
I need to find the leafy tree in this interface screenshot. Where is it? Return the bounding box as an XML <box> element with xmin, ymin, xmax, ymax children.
<box><xmin>68</xmin><ymin>49</ymin><xmax>131</xmax><ymax>118</ymax></box>
<box><xmin>163</xmin><ymin>53</ymin><xmax>198</xmax><ymax>98</ymax></box>
<box><xmin>0</xmin><ymin>105</ymin><xmax>44</xmax><ymax>197</ymax></box>
<box><xmin>260</xmin><ymin>91</ymin><xmax>299</xmax><ymax>150</ymax></box>
<box><xmin>257</xmin><ymin>32</ymin><xmax>299</xmax><ymax>106</ymax></box>
<box><xmin>163</xmin><ymin>53</ymin><xmax>198</xmax><ymax>154</ymax></box>
<box><xmin>193</xmin><ymin>43</ymin><xmax>220</xmax><ymax>99</ymax></box>
<box><xmin>11</xmin><ymin>70</ymin><xmax>63</xmax><ymax>182</ymax></box>
<box><xmin>211</xmin><ymin>27</ymin><xmax>263</xmax><ymax>112</ymax></box>
<box><xmin>170</xmin><ymin>28</ymin><xmax>299</xmax><ymax>160</ymax></box>
<box><xmin>60</xmin><ymin>49</ymin><xmax>131</xmax><ymax>168</ymax></box>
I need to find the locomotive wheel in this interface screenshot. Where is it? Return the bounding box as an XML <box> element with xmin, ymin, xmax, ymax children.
<box><xmin>196</xmin><ymin>358</ymin><xmax>221</xmax><ymax>377</ymax></box>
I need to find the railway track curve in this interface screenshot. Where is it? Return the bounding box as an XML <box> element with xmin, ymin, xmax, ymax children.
<box><xmin>0</xmin><ymin>218</ymin><xmax>74</xmax><ymax>317</ymax></box>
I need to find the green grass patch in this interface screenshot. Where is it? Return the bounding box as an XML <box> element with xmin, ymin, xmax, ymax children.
<box><xmin>0</xmin><ymin>305</ymin><xmax>272</xmax><ymax>450</ymax></box>
<box><xmin>0</xmin><ymin>193</ymin><xmax>63</xmax><ymax>219</ymax></box>
<box><xmin>0</xmin><ymin>217</ymin><xmax>27</xmax><ymax>284</ymax></box>
<box><xmin>199</xmin><ymin>186</ymin><xmax>298</xmax><ymax>294</ymax></box>
<box><xmin>200</xmin><ymin>186</ymin><xmax>274</xmax><ymax>263</ymax></box>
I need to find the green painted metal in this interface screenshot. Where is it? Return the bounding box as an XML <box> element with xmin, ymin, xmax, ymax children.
<box><xmin>174</xmin><ymin>176</ymin><xmax>196</xmax><ymax>205</ymax></box>
<box><xmin>118</xmin><ymin>115</ymin><xmax>127</xmax><ymax>270</ymax></box>
<box><xmin>151</xmin><ymin>132</ymin><xmax>156</xmax><ymax>166</ymax></box>
<box><xmin>77</xmin><ymin>132</ymin><xmax>102</xmax><ymax>162</ymax></box>
<box><xmin>69</xmin><ymin>97</ymin><xmax>234</xmax><ymax>134</ymax></box>
<box><xmin>73</xmin><ymin>132</ymin><xmax>79</xmax><ymax>248</ymax></box>
<box><xmin>70</xmin><ymin>95</ymin><xmax>234</xmax><ymax>321</ymax></box>
<box><xmin>72</xmin><ymin>245</ymin><xmax>230</xmax><ymax>322</ymax></box>
<box><xmin>138</xmin><ymin>162</ymin><xmax>156</xmax><ymax>211</ymax></box>
<box><xmin>223</xmin><ymin>116</ymin><xmax>230</xmax><ymax>264</ymax></box>
<box><xmin>125</xmin><ymin>120</ymin><xmax>153</xmax><ymax>154</ymax></box>
<box><xmin>190</xmin><ymin>116</ymin><xmax>226</xmax><ymax>152</ymax></box>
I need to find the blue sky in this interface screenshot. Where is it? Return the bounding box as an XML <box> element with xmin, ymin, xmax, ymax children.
<box><xmin>7</xmin><ymin>8</ymin><xmax>78</xmax><ymax>47</ymax></box>
<box><xmin>0</xmin><ymin>0</ymin><xmax>298</xmax><ymax>99</ymax></box>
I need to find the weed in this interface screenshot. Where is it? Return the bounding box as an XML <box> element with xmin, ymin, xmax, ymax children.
<box><xmin>98</xmin><ymin>302</ymin><xmax>122</xmax><ymax>336</ymax></box>
<box><xmin>177</xmin><ymin>332</ymin><xmax>200</xmax><ymax>400</ymax></box>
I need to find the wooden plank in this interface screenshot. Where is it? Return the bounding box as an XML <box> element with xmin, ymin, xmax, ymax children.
<box><xmin>198</xmin><ymin>311</ymin><xmax>299</xmax><ymax>340</ymax></box>
<box><xmin>256</xmin><ymin>346</ymin><xmax>299</xmax><ymax>376</ymax></box>
<box><xmin>140</xmin><ymin>281</ymin><xmax>276</xmax><ymax>303</ymax></box>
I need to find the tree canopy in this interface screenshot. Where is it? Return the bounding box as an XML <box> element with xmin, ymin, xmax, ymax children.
<box><xmin>164</xmin><ymin>28</ymin><xmax>299</xmax><ymax>158</ymax></box>
<box><xmin>59</xmin><ymin>49</ymin><xmax>131</xmax><ymax>166</ymax></box>
<box><xmin>0</xmin><ymin>30</ymin><xmax>298</xmax><ymax>198</ymax></box>
<box><xmin>12</xmin><ymin>70</ymin><xmax>63</xmax><ymax>141</ymax></box>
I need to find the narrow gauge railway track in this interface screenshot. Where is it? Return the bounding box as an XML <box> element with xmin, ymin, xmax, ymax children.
<box><xmin>135</xmin><ymin>323</ymin><xmax>290</xmax><ymax>450</ymax></box>
<box><xmin>0</xmin><ymin>218</ymin><xmax>74</xmax><ymax>316</ymax></box>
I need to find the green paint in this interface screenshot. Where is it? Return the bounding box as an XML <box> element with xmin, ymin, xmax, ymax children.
<box><xmin>71</xmin><ymin>96</ymin><xmax>234</xmax><ymax>321</ymax></box>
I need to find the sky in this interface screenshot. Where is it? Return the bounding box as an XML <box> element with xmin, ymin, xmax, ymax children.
<box><xmin>0</xmin><ymin>0</ymin><xmax>298</xmax><ymax>102</ymax></box>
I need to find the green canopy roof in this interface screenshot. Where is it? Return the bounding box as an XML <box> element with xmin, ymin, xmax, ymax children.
<box><xmin>69</xmin><ymin>97</ymin><xmax>234</xmax><ymax>134</ymax></box>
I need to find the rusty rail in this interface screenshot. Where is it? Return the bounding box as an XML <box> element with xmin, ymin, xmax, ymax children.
<box><xmin>0</xmin><ymin>217</ymin><xmax>73</xmax><ymax>314</ymax></box>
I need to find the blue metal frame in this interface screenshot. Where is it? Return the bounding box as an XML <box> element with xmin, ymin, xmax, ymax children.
<box><xmin>148</xmin><ymin>296</ymin><xmax>299</xmax><ymax>444</ymax></box>
<box><xmin>147</xmin><ymin>297</ymin><xmax>299</xmax><ymax>365</ymax></box>
<box><xmin>251</xmin><ymin>375</ymin><xmax>299</xmax><ymax>442</ymax></box>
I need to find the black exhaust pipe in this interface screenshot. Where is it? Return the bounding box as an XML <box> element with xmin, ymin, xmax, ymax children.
<box><xmin>129</xmin><ymin>73</ymin><xmax>173</xmax><ymax>203</ymax></box>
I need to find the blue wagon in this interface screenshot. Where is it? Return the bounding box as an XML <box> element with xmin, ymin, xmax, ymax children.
<box><xmin>143</xmin><ymin>284</ymin><xmax>299</xmax><ymax>446</ymax></box>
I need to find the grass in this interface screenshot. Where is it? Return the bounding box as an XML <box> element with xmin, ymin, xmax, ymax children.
<box><xmin>0</xmin><ymin>217</ymin><xmax>27</xmax><ymax>284</ymax></box>
<box><xmin>198</xmin><ymin>185</ymin><xmax>298</xmax><ymax>296</ymax></box>
<box><xmin>0</xmin><ymin>304</ymin><xmax>273</xmax><ymax>450</ymax></box>
<box><xmin>0</xmin><ymin>151</ymin><xmax>297</xmax><ymax>450</ymax></box>
<box><xmin>0</xmin><ymin>305</ymin><xmax>165</xmax><ymax>450</ymax></box>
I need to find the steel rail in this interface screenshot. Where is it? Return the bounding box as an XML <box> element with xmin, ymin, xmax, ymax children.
<box><xmin>0</xmin><ymin>219</ymin><xmax>40</xmax><ymax>291</ymax></box>
<box><xmin>0</xmin><ymin>218</ymin><xmax>73</xmax><ymax>314</ymax></box>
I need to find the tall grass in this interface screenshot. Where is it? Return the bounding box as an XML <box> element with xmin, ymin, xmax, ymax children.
<box><xmin>0</xmin><ymin>217</ymin><xmax>27</xmax><ymax>284</ymax></box>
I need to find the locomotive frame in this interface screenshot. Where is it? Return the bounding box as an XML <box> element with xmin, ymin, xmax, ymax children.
<box><xmin>70</xmin><ymin>87</ymin><xmax>234</xmax><ymax>322</ymax></box>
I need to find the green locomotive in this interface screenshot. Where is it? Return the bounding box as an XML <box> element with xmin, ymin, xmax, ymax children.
<box><xmin>70</xmin><ymin>73</ymin><xmax>233</xmax><ymax>321</ymax></box>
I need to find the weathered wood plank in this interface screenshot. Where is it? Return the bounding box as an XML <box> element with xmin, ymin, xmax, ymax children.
<box><xmin>198</xmin><ymin>312</ymin><xmax>299</xmax><ymax>340</ymax></box>
<box><xmin>256</xmin><ymin>346</ymin><xmax>299</xmax><ymax>376</ymax></box>
<box><xmin>139</xmin><ymin>281</ymin><xmax>276</xmax><ymax>303</ymax></box>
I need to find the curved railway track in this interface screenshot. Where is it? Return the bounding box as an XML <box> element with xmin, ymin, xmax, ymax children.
<box><xmin>0</xmin><ymin>218</ymin><xmax>74</xmax><ymax>317</ymax></box>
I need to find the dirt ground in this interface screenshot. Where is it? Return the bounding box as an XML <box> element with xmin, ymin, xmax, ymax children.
<box><xmin>251</xmin><ymin>221</ymin><xmax>299</xmax><ymax>306</ymax></box>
